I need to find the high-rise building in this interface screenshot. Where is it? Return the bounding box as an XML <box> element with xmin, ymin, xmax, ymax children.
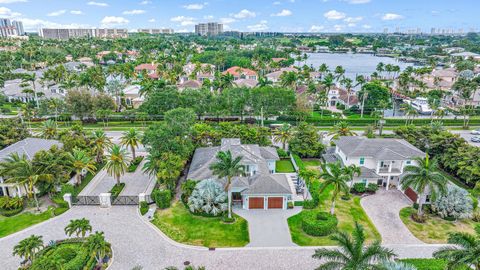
<box><xmin>195</xmin><ymin>22</ymin><xmax>223</xmax><ymax>36</ymax></box>
<box><xmin>40</xmin><ymin>28</ymin><xmax>95</xmax><ymax>39</ymax></box>
<box><xmin>11</xmin><ymin>20</ymin><xmax>24</xmax><ymax>35</ymax></box>
<box><xmin>0</xmin><ymin>26</ymin><xmax>18</xmax><ymax>38</ymax></box>
<box><xmin>0</xmin><ymin>18</ymin><xmax>11</xmax><ymax>28</ymax></box>
<box><xmin>95</xmin><ymin>28</ymin><xmax>128</xmax><ymax>38</ymax></box>
<box><xmin>138</xmin><ymin>28</ymin><xmax>174</xmax><ymax>34</ymax></box>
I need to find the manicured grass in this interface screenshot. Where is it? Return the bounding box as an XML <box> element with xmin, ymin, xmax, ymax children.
<box><xmin>0</xmin><ymin>207</ymin><xmax>56</xmax><ymax>238</ymax></box>
<box><xmin>276</xmin><ymin>159</ymin><xmax>296</xmax><ymax>173</ymax></box>
<box><xmin>110</xmin><ymin>183</ymin><xmax>125</xmax><ymax>199</ymax></box>
<box><xmin>399</xmin><ymin>207</ymin><xmax>478</xmax><ymax>244</ymax></box>
<box><xmin>288</xmin><ymin>187</ymin><xmax>381</xmax><ymax>246</ymax></box>
<box><xmin>399</xmin><ymin>259</ymin><xmax>449</xmax><ymax>270</ymax></box>
<box><xmin>152</xmin><ymin>203</ymin><xmax>249</xmax><ymax>248</ymax></box>
<box><xmin>302</xmin><ymin>159</ymin><xmax>321</xmax><ymax>169</ymax></box>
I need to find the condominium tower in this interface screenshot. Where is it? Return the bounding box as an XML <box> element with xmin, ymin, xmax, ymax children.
<box><xmin>195</xmin><ymin>22</ymin><xmax>223</xmax><ymax>36</ymax></box>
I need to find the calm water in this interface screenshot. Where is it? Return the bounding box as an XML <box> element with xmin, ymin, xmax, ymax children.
<box><xmin>296</xmin><ymin>53</ymin><xmax>414</xmax><ymax>82</ymax></box>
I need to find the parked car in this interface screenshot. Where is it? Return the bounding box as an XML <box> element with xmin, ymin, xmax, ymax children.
<box><xmin>471</xmin><ymin>136</ymin><xmax>480</xmax><ymax>143</ymax></box>
<box><xmin>471</xmin><ymin>129</ymin><xmax>480</xmax><ymax>135</ymax></box>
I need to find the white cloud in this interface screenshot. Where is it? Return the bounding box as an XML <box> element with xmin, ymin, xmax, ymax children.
<box><xmin>203</xmin><ymin>15</ymin><xmax>214</xmax><ymax>20</ymax></box>
<box><xmin>347</xmin><ymin>23</ymin><xmax>356</xmax><ymax>27</ymax></box>
<box><xmin>47</xmin><ymin>10</ymin><xmax>66</xmax><ymax>17</ymax></box>
<box><xmin>343</xmin><ymin>0</ymin><xmax>371</xmax><ymax>4</ymax></box>
<box><xmin>171</xmin><ymin>16</ymin><xmax>196</xmax><ymax>26</ymax></box>
<box><xmin>123</xmin><ymin>9</ymin><xmax>146</xmax><ymax>15</ymax></box>
<box><xmin>140</xmin><ymin>0</ymin><xmax>151</xmax><ymax>4</ymax></box>
<box><xmin>0</xmin><ymin>0</ymin><xmax>27</xmax><ymax>3</ymax></box>
<box><xmin>148</xmin><ymin>18</ymin><xmax>155</xmax><ymax>22</ymax></box>
<box><xmin>70</xmin><ymin>10</ymin><xmax>83</xmax><ymax>15</ymax></box>
<box><xmin>273</xmin><ymin>1</ymin><xmax>281</xmax><ymax>5</ymax></box>
<box><xmin>87</xmin><ymin>1</ymin><xmax>108</xmax><ymax>7</ymax></box>
<box><xmin>183</xmin><ymin>3</ymin><xmax>206</xmax><ymax>10</ymax></box>
<box><xmin>21</xmin><ymin>18</ymin><xmax>90</xmax><ymax>32</ymax></box>
<box><xmin>271</xmin><ymin>9</ymin><xmax>292</xmax><ymax>17</ymax></box>
<box><xmin>310</xmin><ymin>25</ymin><xmax>325</xmax><ymax>32</ymax></box>
<box><xmin>247</xmin><ymin>20</ymin><xmax>268</xmax><ymax>31</ymax></box>
<box><xmin>324</xmin><ymin>10</ymin><xmax>346</xmax><ymax>20</ymax></box>
<box><xmin>220</xmin><ymin>17</ymin><xmax>236</xmax><ymax>24</ymax></box>
<box><xmin>0</xmin><ymin>7</ymin><xmax>21</xmax><ymax>18</ymax></box>
<box><xmin>101</xmin><ymin>16</ymin><xmax>129</xmax><ymax>27</ymax></box>
<box><xmin>334</xmin><ymin>24</ymin><xmax>345</xmax><ymax>31</ymax></box>
<box><xmin>362</xmin><ymin>24</ymin><xmax>372</xmax><ymax>29</ymax></box>
<box><xmin>232</xmin><ymin>9</ymin><xmax>256</xmax><ymax>19</ymax></box>
<box><xmin>344</xmin><ymin>16</ymin><xmax>363</xmax><ymax>23</ymax></box>
<box><xmin>382</xmin><ymin>13</ymin><xmax>403</xmax><ymax>20</ymax></box>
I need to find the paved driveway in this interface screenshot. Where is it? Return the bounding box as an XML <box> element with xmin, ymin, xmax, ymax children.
<box><xmin>361</xmin><ymin>190</ymin><xmax>423</xmax><ymax>245</ymax></box>
<box><xmin>234</xmin><ymin>207</ymin><xmax>302</xmax><ymax>247</ymax></box>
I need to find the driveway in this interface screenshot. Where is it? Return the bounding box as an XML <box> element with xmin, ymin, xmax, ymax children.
<box><xmin>234</xmin><ymin>207</ymin><xmax>302</xmax><ymax>247</ymax></box>
<box><xmin>361</xmin><ymin>190</ymin><xmax>423</xmax><ymax>245</ymax></box>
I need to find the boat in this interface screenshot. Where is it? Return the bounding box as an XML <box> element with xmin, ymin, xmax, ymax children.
<box><xmin>405</xmin><ymin>97</ymin><xmax>433</xmax><ymax>115</ymax></box>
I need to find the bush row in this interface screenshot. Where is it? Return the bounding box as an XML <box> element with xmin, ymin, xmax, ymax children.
<box><xmin>152</xmin><ymin>189</ymin><xmax>172</xmax><ymax>209</ymax></box>
<box><xmin>301</xmin><ymin>211</ymin><xmax>338</xmax><ymax>236</ymax></box>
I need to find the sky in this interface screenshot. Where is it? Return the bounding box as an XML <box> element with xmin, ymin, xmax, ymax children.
<box><xmin>0</xmin><ymin>0</ymin><xmax>479</xmax><ymax>33</ymax></box>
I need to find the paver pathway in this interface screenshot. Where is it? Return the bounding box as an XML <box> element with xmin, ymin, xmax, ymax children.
<box><xmin>0</xmin><ymin>206</ymin><xmax>443</xmax><ymax>270</ymax></box>
<box><xmin>361</xmin><ymin>189</ymin><xmax>423</xmax><ymax>244</ymax></box>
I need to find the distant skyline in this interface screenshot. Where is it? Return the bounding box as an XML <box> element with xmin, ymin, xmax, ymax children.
<box><xmin>0</xmin><ymin>0</ymin><xmax>478</xmax><ymax>33</ymax></box>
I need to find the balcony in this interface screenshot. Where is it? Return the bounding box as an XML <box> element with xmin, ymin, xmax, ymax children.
<box><xmin>378</xmin><ymin>168</ymin><xmax>402</xmax><ymax>174</ymax></box>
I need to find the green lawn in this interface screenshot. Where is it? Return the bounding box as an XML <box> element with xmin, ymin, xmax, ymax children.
<box><xmin>302</xmin><ymin>159</ymin><xmax>321</xmax><ymax>170</ymax></box>
<box><xmin>152</xmin><ymin>203</ymin><xmax>249</xmax><ymax>248</ymax></box>
<box><xmin>399</xmin><ymin>207</ymin><xmax>478</xmax><ymax>244</ymax></box>
<box><xmin>0</xmin><ymin>208</ymin><xmax>56</xmax><ymax>238</ymax></box>
<box><xmin>288</xmin><ymin>187</ymin><xmax>381</xmax><ymax>246</ymax></box>
<box><xmin>399</xmin><ymin>259</ymin><xmax>449</xmax><ymax>270</ymax></box>
<box><xmin>276</xmin><ymin>159</ymin><xmax>296</xmax><ymax>173</ymax></box>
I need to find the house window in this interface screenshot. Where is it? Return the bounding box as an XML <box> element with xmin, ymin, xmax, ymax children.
<box><xmin>425</xmin><ymin>195</ymin><xmax>431</xmax><ymax>203</ymax></box>
<box><xmin>361</xmin><ymin>179</ymin><xmax>368</xmax><ymax>184</ymax></box>
<box><xmin>359</xmin><ymin>157</ymin><xmax>365</xmax><ymax>165</ymax></box>
<box><xmin>406</xmin><ymin>160</ymin><xmax>411</xmax><ymax>165</ymax></box>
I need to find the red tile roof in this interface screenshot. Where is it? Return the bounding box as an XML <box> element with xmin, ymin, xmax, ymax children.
<box><xmin>222</xmin><ymin>66</ymin><xmax>257</xmax><ymax>77</ymax></box>
<box><xmin>135</xmin><ymin>63</ymin><xmax>158</xmax><ymax>71</ymax></box>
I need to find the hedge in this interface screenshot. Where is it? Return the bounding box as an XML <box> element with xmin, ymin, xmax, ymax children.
<box><xmin>109</xmin><ymin>183</ymin><xmax>125</xmax><ymax>200</ymax></box>
<box><xmin>301</xmin><ymin>211</ymin><xmax>338</xmax><ymax>236</ymax></box>
<box><xmin>139</xmin><ymin>201</ymin><xmax>149</xmax><ymax>215</ymax></box>
<box><xmin>152</xmin><ymin>189</ymin><xmax>172</xmax><ymax>209</ymax></box>
<box><xmin>0</xmin><ymin>207</ymin><xmax>23</xmax><ymax>217</ymax></box>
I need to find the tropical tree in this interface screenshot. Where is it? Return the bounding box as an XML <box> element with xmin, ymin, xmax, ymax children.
<box><xmin>401</xmin><ymin>154</ymin><xmax>447</xmax><ymax>217</ymax></box>
<box><xmin>341</xmin><ymin>77</ymin><xmax>354</xmax><ymax>108</ymax></box>
<box><xmin>433</xmin><ymin>225</ymin><xmax>480</xmax><ymax>270</ymax></box>
<box><xmin>13</xmin><ymin>235</ymin><xmax>44</xmax><ymax>264</ymax></box>
<box><xmin>40</xmin><ymin>119</ymin><xmax>57</xmax><ymax>139</ymax></box>
<box><xmin>120</xmin><ymin>128</ymin><xmax>141</xmax><ymax>160</ymax></box>
<box><xmin>319</xmin><ymin>162</ymin><xmax>350</xmax><ymax>215</ymax></box>
<box><xmin>90</xmin><ymin>130</ymin><xmax>112</xmax><ymax>163</ymax></box>
<box><xmin>0</xmin><ymin>153</ymin><xmax>53</xmax><ymax>210</ymax></box>
<box><xmin>64</xmin><ymin>218</ymin><xmax>92</xmax><ymax>238</ymax></box>
<box><xmin>67</xmin><ymin>149</ymin><xmax>97</xmax><ymax>186</ymax></box>
<box><xmin>280</xmin><ymin>71</ymin><xmax>299</xmax><ymax>89</ymax></box>
<box><xmin>104</xmin><ymin>145</ymin><xmax>129</xmax><ymax>185</ymax></box>
<box><xmin>329</xmin><ymin>121</ymin><xmax>357</xmax><ymax>139</ymax></box>
<box><xmin>273</xmin><ymin>124</ymin><xmax>293</xmax><ymax>150</ymax></box>
<box><xmin>209</xmin><ymin>150</ymin><xmax>244</xmax><ymax>219</ymax></box>
<box><xmin>85</xmin><ymin>231</ymin><xmax>111</xmax><ymax>267</ymax></box>
<box><xmin>313</xmin><ymin>223</ymin><xmax>396</xmax><ymax>270</ymax></box>
<box><xmin>343</xmin><ymin>164</ymin><xmax>361</xmax><ymax>189</ymax></box>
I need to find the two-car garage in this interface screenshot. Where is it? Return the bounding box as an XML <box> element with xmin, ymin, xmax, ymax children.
<box><xmin>247</xmin><ymin>196</ymin><xmax>285</xmax><ymax>210</ymax></box>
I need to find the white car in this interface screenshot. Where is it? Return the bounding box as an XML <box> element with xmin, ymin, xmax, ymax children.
<box><xmin>471</xmin><ymin>129</ymin><xmax>480</xmax><ymax>135</ymax></box>
<box><xmin>471</xmin><ymin>136</ymin><xmax>480</xmax><ymax>143</ymax></box>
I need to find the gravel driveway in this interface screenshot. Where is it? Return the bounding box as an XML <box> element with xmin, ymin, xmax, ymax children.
<box><xmin>361</xmin><ymin>189</ymin><xmax>423</xmax><ymax>245</ymax></box>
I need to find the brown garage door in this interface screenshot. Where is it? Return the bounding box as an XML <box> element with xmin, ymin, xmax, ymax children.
<box><xmin>268</xmin><ymin>197</ymin><xmax>283</xmax><ymax>209</ymax></box>
<box><xmin>404</xmin><ymin>187</ymin><xmax>418</xmax><ymax>202</ymax></box>
<box><xmin>248</xmin><ymin>197</ymin><xmax>264</xmax><ymax>209</ymax></box>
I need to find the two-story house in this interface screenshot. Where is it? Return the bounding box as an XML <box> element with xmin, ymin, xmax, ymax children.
<box><xmin>222</xmin><ymin>66</ymin><xmax>258</xmax><ymax>81</ymax></box>
<box><xmin>326</xmin><ymin>137</ymin><xmax>426</xmax><ymax>203</ymax></box>
<box><xmin>187</xmin><ymin>138</ymin><xmax>294</xmax><ymax>210</ymax></box>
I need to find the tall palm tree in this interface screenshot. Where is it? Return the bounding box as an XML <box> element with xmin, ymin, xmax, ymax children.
<box><xmin>313</xmin><ymin>223</ymin><xmax>396</xmax><ymax>270</ymax></box>
<box><xmin>329</xmin><ymin>121</ymin><xmax>357</xmax><ymax>139</ymax></box>
<box><xmin>280</xmin><ymin>71</ymin><xmax>299</xmax><ymax>89</ymax></box>
<box><xmin>333</xmin><ymin>66</ymin><xmax>345</xmax><ymax>83</ymax></box>
<box><xmin>209</xmin><ymin>150</ymin><xmax>244</xmax><ymax>219</ymax></box>
<box><xmin>319</xmin><ymin>162</ymin><xmax>350</xmax><ymax>215</ymax></box>
<box><xmin>13</xmin><ymin>235</ymin><xmax>44</xmax><ymax>264</ymax></box>
<box><xmin>104</xmin><ymin>145</ymin><xmax>129</xmax><ymax>185</ymax></box>
<box><xmin>273</xmin><ymin>124</ymin><xmax>293</xmax><ymax>150</ymax></box>
<box><xmin>343</xmin><ymin>164</ymin><xmax>361</xmax><ymax>189</ymax></box>
<box><xmin>0</xmin><ymin>153</ymin><xmax>52</xmax><ymax>211</ymax></box>
<box><xmin>86</xmin><ymin>231</ymin><xmax>111</xmax><ymax>267</ymax></box>
<box><xmin>401</xmin><ymin>154</ymin><xmax>447</xmax><ymax>217</ymax></box>
<box><xmin>67</xmin><ymin>149</ymin><xmax>96</xmax><ymax>186</ymax></box>
<box><xmin>341</xmin><ymin>77</ymin><xmax>353</xmax><ymax>108</ymax></box>
<box><xmin>433</xmin><ymin>226</ymin><xmax>480</xmax><ymax>270</ymax></box>
<box><xmin>120</xmin><ymin>128</ymin><xmax>141</xmax><ymax>160</ymax></box>
<box><xmin>40</xmin><ymin>119</ymin><xmax>57</xmax><ymax>139</ymax></box>
<box><xmin>90</xmin><ymin>130</ymin><xmax>112</xmax><ymax>163</ymax></box>
<box><xmin>65</xmin><ymin>218</ymin><xmax>92</xmax><ymax>238</ymax></box>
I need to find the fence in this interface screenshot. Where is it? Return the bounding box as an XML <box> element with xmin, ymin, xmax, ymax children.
<box><xmin>111</xmin><ymin>196</ymin><xmax>139</xmax><ymax>205</ymax></box>
<box><xmin>72</xmin><ymin>196</ymin><xmax>100</xmax><ymax>206</ymax></box>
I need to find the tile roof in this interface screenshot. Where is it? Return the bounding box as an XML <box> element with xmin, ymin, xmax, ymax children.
<box><xmin>135</xmin><ymin>63</ymin><xmax>158</xmax><ymax>71</ymax></box>
<box><xmin>0</xmin><ymin>138</ymin><xmax>62</xmax><ymax>161</ymax></box>
<box><xmin>335</xmin><ymin>137</ymin><xmax>424</xmax><ymax>160</ymax></box>
<box><xmin>223</xmin><ymin>66</ymin><xmax>257</xmax><ymax>76</ymax></box>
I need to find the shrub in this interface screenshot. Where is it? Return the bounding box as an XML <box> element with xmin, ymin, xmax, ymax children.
<box><xmin>180</xmin><ymin>179</ymin><xmax>198</xmax><ymax>203</ymax></box>
<box><xmin>0</xmin><ymin>196</ymin><xmax>24</xmax><ymax>210</ymax></box>
<box><xmin>302</xmin><ymin>199</ymin><xmax>317</xmax><ymax>209</ymax></box>
<box><xmin>53</xmin><ymin>207</ymin><xmax>69</xmax><ymax>216</ymax></box>
<box><xmin>187</xmin><ymin>179</ymin><xmax>227</xmax><ymax>216</ymax></box>
<box><xmin>352</xmin><ymin>183</ymin><xmax>366</xmax><ymax>194</ymax></box>
<box><xmin>366</xmin><ymin>183</ymin><xmax>379</xmax><ymax>193</ymax></box>
<box><xmin>276</xmin><ymin>148</ymin><xmax>289</xmax><ymax>158</ymax></box>
<box><xmin>0</xmin><ymin>207</ymin><xmax>23</xmax><ymax>217</ymax></box>
<box><xmin>301</xmin><ymin>211</ymin><xmax>338</xmax><ymax>236</ymax></box>
<box><xmin>411</xmin><ymin>213</ymin><xmax>426</xmax><ymax>223</ymax></box>
<box><xmin>431</xmin><ymin>186</ymin><xmax>473</xmax><ymax>220</ymax></box>
<box><xmin>294</xmin><ymin>201</ymin><xmax>304</xmax><ymax>206</ymax></box>
<box><xmin>127</xmin><ymin>156</ymin><xmax>144</xmax><ymax>172</ymax></box>
<box><xmin>472</xmin><ymin>211</ymin><xmax>480</xmax><ymax>222</ymax></box>
<box><xmin>152</xmin><ymin>189</ymin><xmax>172</xmax><ymax>209</ymax></box>
<box><xmin>139</xmin><ymin>201</ymin><xmax>149</xmax><ymax>215</ymax></box>
<box><xmin>341</xmin><ymin>194</ymin><xmax>351</xmax><ymax>201</ymax></box>
<box><xmin>287</xmin><ymin>201</ymin><xmax>294</xmax><ymax>209</ymax></box>
<box><xmin>109</xmin><ymin>183</ymin><xmax>125</xmax><ymax>200</ymax></box>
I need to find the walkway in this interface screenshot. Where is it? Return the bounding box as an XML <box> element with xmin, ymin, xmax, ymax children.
<box><xmin>361</xmin><ymin>189</ymin><xmax>423</xmax><ymax>245</ymax></box>
<box><xmin>234</xmin><ymin>207</ymin><xmax>302</xmax><ymax>247</ymax></box>
<box><xmin>0</xmin><ymin>207</ymin><xmax>443</xmax><ymax>270</ymax></box>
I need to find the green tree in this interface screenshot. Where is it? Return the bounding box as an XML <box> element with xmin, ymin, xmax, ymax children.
<box><xmin>329</xmin><ymin>121</ymin><xmax>356</xmax><ymax>139</ymax></box>
<box><xmin>104</xmin><ymin>145</ymin><xmax>129</xmax><ymax>185</ymax></box>
<box><xmin>40</xmin><ymin>119</ymin><xmax>57</xmax><ymax>139</ymax></box>
<box><xmin>401</xmin><ymin>154</ymin><xmax>447</xmax><ymax>217</ymax></box>
<box><xmin>209</xmin><ymin>150</ymin><xmax>244</xmax><ymax>219</ymax></box>
<box><xmin>13</xmin><ymin>235</ymin><xmax>44</xmax><ymax>264</ymax></box>
<box><xmin>65</xmin><ymin>89</ymin><xmax>93</xmax><ymax>120</ymax></box>
<box><xmin>343</xmin><ymin>164</ymin><xmax>361</xmax><ymax>189</ymax></box>
<box><xmin>121</xmin><ymin>128</ymin><xmax>142</xmax><ymax>160</ymax></box>
<box><xmin>64</xmin><ymin>218</ymin><xmax>92</xmax><ymax>238</ymax></box>
<box><xmin>273</xmin><ymin>124</ymin><xmax>293</xmax><ymax>150</ymax></box>
<box><xmin>85</xmin><ymin>231</ymin><xmax>110</xmax><ymax>267</ymax></box>
<box><xmin>313</xmin><ymin>223</ymin><xmax>396</xmax><ymax>270</ymax></box>
<box><xmin>67</xmin><ymin>148</ymin><xmax>97</xmax><ymax>186</ymax></box>
<box><xmin>289</xmin><ymin>122</ymin><xmax>325</xmax><ymax>158</ymax></box>
<box><xmin>156</xmin><ymin>152</ymin><xmax>185</xmax><ymax>191</ymax></box>
<box><xmin>358</xmin><ymin>81</ymin><xmax>391</xmax><ymax>114</ymax></box>
<box><xmin>90</xmin><ymin>130</ymin><xmax>112</xmax><ymax>163</ymax></box>
<box><xmin>433</xmin><ymin>225</ymin><xmax>480</xmax><ymax>270</ymax></box>
<box><xmin>319</xmin><ymin>162</ymin><xmax>350</xmax><ymax>215</ymax></box>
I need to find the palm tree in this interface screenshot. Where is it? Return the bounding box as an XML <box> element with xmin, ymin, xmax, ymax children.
<box><xmin>273</xmin><ymin>124</ymin><xmax>293</xmax><ymax>150</ymax></box>
<box><xmin>381</xmin><ymin>260</ymin><xmax>417</xmax><ymax>270</ymax></box>
<box><xmin>319</xmin><ymin>162</ymin><xmax>350</xmax><ymax>215</ymax></box>
<box><xmin>401</xmin><ymin>154</ymin><xmax>447</xmax><ymax>217</ymax></box>
<box><xmin>333</xmin><ymin>66</ymin><xmax>345</xmax><ymax>82</ymax></box>
<box><xmin>0</xmin><ymin>153</ymin><xmax>52</xmax><ymax>210</ymax></box>
<box><xmin>120</xmin><ymin>128</ymin><xmax>141</xmax><ymax>160</ymax></box>
<box><xmin>40</xmin><ymin>119</ymin><xmax>57</xmax><ymax>139</ymax></box>
<box><xmin>104</xmin><ymin>145</ymin><xmax>129</xmax><ymax>185</ymax></box>
<box><xmin>64</xmin><ymin>218</ymin><xmax>92</xmax><ymax>238</ymax></box>
<box><xmin>67</xmin><ymin>149</ymin><xmax>96</xmax><ymax>186</ymax></box>
<box><xmin>343</xmin><ymin>164</ymin><xmax>361</xmax><ymax>189</ymax></box>
<box><xmin>433</xmin><ymin>225</ymin><xmax>480</xmax><ymax>270</ymax></box>
<box><xmin>13</xmin><ymin>235</ymin><xmax>44</xmax><ymax>264</ymax></box>
<box><xmin>90</xmin><ymin>130</ymin><xmax>112</xmax><ymax>163</ymax></box>
<box><xmin>313</xmin><ymin>223</ymin><xmax>396</xmax><ymax>270</ymax></box>
<box><xmin>341</xmin><ymin>78</ymin><xmax>353</xmax><ymax>108</ymax></box>
<box><xmin>209</xmin><ymin>150</ymin><xmax>244</xmax><ymax>219</ymax></box>
<box><xmin>329</xmin><ymin>121</ymin><xmax>357</xmax><ymax>139</ymax></box>
<box><xmin>280</xmin><ymin>71</ymin><xmax>299</xmax><ymax>89</ymax></box>
<box><xmin>86</xmin><ymin>231</ymin><xmax>111</xmax><ymax>267</ymax></box>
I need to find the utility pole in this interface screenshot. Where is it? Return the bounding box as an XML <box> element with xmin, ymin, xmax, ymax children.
<box><xmin>260</xmin><ymin>106</ymin><xmax>264</xmax><ymax>127</ymax></box>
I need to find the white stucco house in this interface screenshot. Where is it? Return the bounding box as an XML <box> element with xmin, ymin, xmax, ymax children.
<box><xmin>187</xmin><ymin>138</ymin><xmax>295</xmax><ymax>210</ymax></box>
